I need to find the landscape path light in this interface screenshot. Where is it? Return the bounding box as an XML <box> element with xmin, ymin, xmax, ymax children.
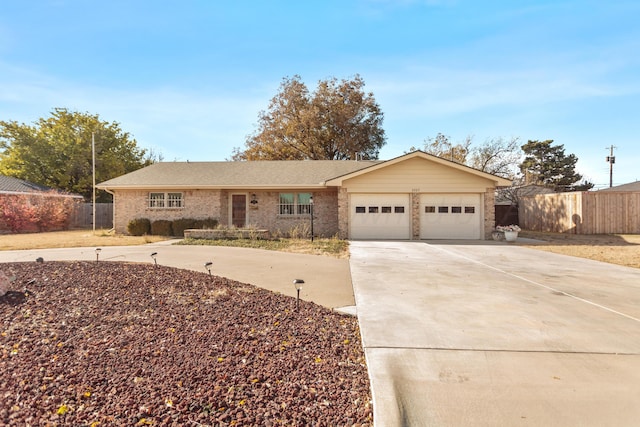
<box><xmin>95</xmin><ymin>248</ymin><xmax>102</xmax><ymax>263</ymax></box>
<box><xmin>204</xmin><ymin>261</ymin><xmax>213</xmax><ymax>277</ymax></box>
<box><xmin>293</xmin><ymin>279</ymin><xmax>305</xmax><ymax>311</ymax></box>
<box><xmin>151</xmin><ymin>252</ymin><xmax>158</xmax><ymax>266</ymax></box>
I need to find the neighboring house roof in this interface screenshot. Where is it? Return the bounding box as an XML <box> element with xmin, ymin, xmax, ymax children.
<box><xmin>97</xmin><ymin>160</ymin><xmax>381</xmax><ymax>190</ymax></box>
<box><xmin>0</xmin><ymin>175</ymin><xmax>51</xmax><ymax>194</ymax></box>
<box><xmin>96</xmin><ymin>151</ymin><xmax>513</xmax><ymax>190</ymax></box>
<box><xmin>598</xmin><ymin>181</ymin><xmax>640</xmax><ymax>192</ymax></box>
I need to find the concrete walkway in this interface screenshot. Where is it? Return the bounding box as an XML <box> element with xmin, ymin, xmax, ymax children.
<box><xmin>349</xmin><ymin>240</ymin><xmax>640</xmax><ymax>427</ymax></box>
<box><xmin>0</xmin><ymin>240</ymin><xmax>355</xmax><ymax>312</ymax></box>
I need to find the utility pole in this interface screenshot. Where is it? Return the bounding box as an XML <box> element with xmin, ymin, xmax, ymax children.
<box><xmin>605</xmin><ymin>145</ymin><xmax>616</xmax><ymax>188</ymax></box>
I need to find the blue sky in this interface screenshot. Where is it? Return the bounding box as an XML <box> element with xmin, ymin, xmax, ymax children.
<box><xmin>1</xmin><ymin>1</ymin><xmax>639</xmax><ymax>188</ymax></box>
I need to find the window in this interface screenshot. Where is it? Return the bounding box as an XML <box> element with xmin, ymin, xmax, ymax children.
<box><xmin>465</xmin><ymin>206</ymin><xmax>475</xmax><ymax>214</ymax></box>
<box><xmin>148</xmin><ymin>192</ymin><xmax>183</xmax><ymax>208</ymax></box>
<box><xmin>355</xmin><ymin>206</ymin><xmax>366</xmax><ymax>213</ymax></box>
<box><xmin>438</xmin><ymin>206</ymin><xmax>449</xmax><ymax>213</ymax></box>
<box><xmin>381</xmin><ymin>206</ymin><xmax>392</xmax><ymax>213</ymax></box>
<box><xmin>394</xmin><ymin>206</ymin><xmax>405</xmax><ymax>213</ymax></box>
<box><xmin>279</xmin><ymin>192</ymin><xmax>312</xmax><ymax>215</ymax></box>
<box><xmin>297</xmin><ymin>193</ymin><xmax>312</xmax><ymax>214</ymax></box>
<box><xmin>368</xmin><ymin>206</ymin><xmax>379</xmax><ymax>213</ymax></box>
<box><xmin>452</xmin><ymin>206</ymin><xmax>462</xmax><ymax>213</ymax></box>
<box><xmin>279</xmin><ymin>193</ymin><xmax>295</xmax><ymax>215</ymax></box>
<box><xmin>167</xmin><ymin>193</ymin><xmax>183</xmax><ymax>208</ymax></box>
<box><xmin>425</xmin><ymin>206</ymin><xmax>436</xmax><ymax>213</ymax></box>
<box><xmin>149</xmin><ymin>193</ymin><xmax>165</xmax><ymax>208</ymax></box>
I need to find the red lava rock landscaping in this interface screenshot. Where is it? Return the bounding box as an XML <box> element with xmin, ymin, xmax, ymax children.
<box><xmin>0</xmin><ymin>261</ymin><xmax>372</xmax><ymax>426</ymax></box>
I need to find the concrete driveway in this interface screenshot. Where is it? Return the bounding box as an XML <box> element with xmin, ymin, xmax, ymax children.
<box><xmin>349</xmin><ymin>241</ymin><xmax>640</xmax><ymax>427</ymax></box>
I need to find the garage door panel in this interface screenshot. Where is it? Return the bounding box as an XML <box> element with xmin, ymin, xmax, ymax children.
<box><xmin>350</xmin><ymin>194</ymin><xmax>410</xmax><ymax>239</ymax></box>
<box><xmin>420</xmin><ymin>194</ymin><xmax>481</xmax><ymax>239</ymax></box>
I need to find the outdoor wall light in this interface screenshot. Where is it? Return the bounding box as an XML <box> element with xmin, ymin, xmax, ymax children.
<box><xmin>293</xmin><ymin>279</ymin><xmax>305</xmax><ymax>311</ymax></box>
<box><xmin>150</xmin><ymin>252</ymin><xmax>158</xmax><ymax>266</ymax></box>
<box><xmin>95</xmin><ymin>248</ymin><xmax>102</xmax><ymax>263</ymax></box>
<box><xmin>204</xmin><ymin>261</ymin><xmax>213</xmax><ymax>276</ymax></box>
<box><xmin>250</xmin><ymin>193</ymin><xmax>258</xmax><ymax>204</ymax></box>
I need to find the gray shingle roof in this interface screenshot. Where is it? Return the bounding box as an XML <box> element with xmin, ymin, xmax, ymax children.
<box><xmin>0</xmin><ymin>175</ymin><xmax>51</xmax><ymax>193</ymax></box>
<box><xmin>97</xmin><ymin>160</ymin><xmax>381</xmax><ymax>189</ymax></box>
<box><xmin>598</xmin><ymin>181</ymin><xmax>640</xmax><ymax>192</ymax></box>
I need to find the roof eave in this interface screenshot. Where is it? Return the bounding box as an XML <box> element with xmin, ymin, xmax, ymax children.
<box><xmin>96</xmin><ymin>184</ymin><xmax>329</xmax><ymax>191</ymax></box>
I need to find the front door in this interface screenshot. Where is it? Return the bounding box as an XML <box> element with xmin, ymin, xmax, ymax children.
<box><xmin>231</xmin><ymin>194</ymin><xmax>246</xmax><ymax>228</ymax></box>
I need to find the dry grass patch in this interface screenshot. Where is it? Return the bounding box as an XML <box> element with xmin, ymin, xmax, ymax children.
<box><xmin>178</xmin><ymin>237</ymin><xmax>349</xmax><ymax>259</ymax></box>
<box><xmin>0</xmin><ymin>229</ymin><xmax>169</xmax><ymax>251</ymax></box>
<box><xmin>519</xmin><ymin>231</ymin><xmax>640</xmax><ymax>269</ymax></box>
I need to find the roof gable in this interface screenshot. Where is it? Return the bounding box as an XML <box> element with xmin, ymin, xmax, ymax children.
<box><xmin>325</xmin><ymin>151</ymin><xmax>512</xmax><ymax>187</ymax></box>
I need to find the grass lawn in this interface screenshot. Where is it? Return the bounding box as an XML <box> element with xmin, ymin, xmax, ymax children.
<box><xmin>0</xmin><ymin>229</ymin><xmax>169</xmax><ymax>250</ymax></box>
<box><xmin>177</xmin><ymin>237</ymin><xmax>349</xmax><ymax>258</ymax></box>
<box><xmin>519</xmin><ymin>231</ymin><xmax>640</xmax><ymax>269</ymax></box>
<box><xmin>0</xmin><ymin>230</ymin><xmax>349</xmax><ymax>258</ymax></box>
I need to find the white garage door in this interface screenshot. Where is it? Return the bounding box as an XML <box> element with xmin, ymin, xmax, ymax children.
<box><xmin>350</xmin><ymin>194</ymin><xmax>411</xmax><ymax>239</ymax></box>
<box><xmin>420</xmin><ymin>194</ymin><xmax>482</xmax><ymax>239</ymax></box>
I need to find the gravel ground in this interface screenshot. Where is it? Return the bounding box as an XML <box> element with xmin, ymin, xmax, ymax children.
<box><xmin>0</xmin><ymin>261</ymin><xmax>372</xmax><ymax>426</ymax></box>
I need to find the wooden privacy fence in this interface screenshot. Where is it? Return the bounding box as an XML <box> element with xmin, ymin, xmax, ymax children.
<box><xmin>70</xmin><ymin>203</ymin><xmax>113</xmax><ymax>229</ymax></box>
<box><xmin>520</xmin><ymin>191</ymin><xmax>640</xmax><ymax>234</ymax></box>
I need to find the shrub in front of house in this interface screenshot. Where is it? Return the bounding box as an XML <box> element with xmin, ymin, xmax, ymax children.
<box><xmin>171</xmin><ymin>218</ymin><xmax>197</xmax><ymax>237</ymax></box>
<box><xmin>193</xmin><ymin>218</ymin><xmax>218</xmax><ymax>229</ymax></box>
<box><xmin>151</xmin><ymin>220</ymin><xmax>173</xmax><ymax>236</ymax></box>
<box><xmin>127</xmin><ymin>218</ymin><xmax>151</xmax><ymax>236</ymax></box>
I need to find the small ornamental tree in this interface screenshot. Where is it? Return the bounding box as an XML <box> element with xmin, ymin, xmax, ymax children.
<box><xmin>32</xmin><ymin>192</ymin><xmax>77</xmax><ymax>231</ymax></box>
<box><xmin>0</xmin><ymin>194</ymin><xmax>36</xmax><ymax>233</ymax></box>
<box><xmin>0</xmin><ymin>192</ymin><xmax>77</xmax><ymax>233</ymax></box>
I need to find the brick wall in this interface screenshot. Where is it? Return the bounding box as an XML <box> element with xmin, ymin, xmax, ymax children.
<box><xmin>337</xmin><ymin>188</ymin><xmax>349</xmax><ymax>239</ymax></box>
<box><xmin>243</xmin><ymin>190</ymin><xmax>339</xmax><ymax>238</ymax></box>
<box><xmin>114</xmin><ymin>189</ymin><xmax>223</xmax><ymax>234</ymax></box>
<box><xmin>114</xmin><ymin>188</ymin><xmax>339</xmax><ymax>237</ymax></box>
<box><xmin>411</xmin><ymin>191</ymin><xmax>420</xmax><ymax>240</ymax></box>
<box><xmin>483</xmin><ymin>188</ymin><xmax>495</xmax><ymax>239</ymax></box>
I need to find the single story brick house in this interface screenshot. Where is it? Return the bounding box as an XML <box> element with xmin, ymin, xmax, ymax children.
<box><xmin>96</xmin><ymin>151</ymin><xmax>511</xmax><ymax>240</ymax></box>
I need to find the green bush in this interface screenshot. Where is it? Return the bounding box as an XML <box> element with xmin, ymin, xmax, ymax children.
<box><xmin>172</xmin><ymin>218</ymin><xmax>198</xmax><ymax>237</ymax></box>
<box><xmin>193</xmin><ymin>217</ymin><xmax>218</xmax><ymax>229</ymax></box>
<box><xmin>151</xmin><ymin>219</ymin><xmax>173</xmax><ymax>236</ymax></box>
<box><xmin>127</xmin><ymin>218</ymin><xmax>151</xmax><ymax>236</ymax></box>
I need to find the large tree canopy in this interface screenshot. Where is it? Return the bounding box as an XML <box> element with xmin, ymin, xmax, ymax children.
<box><xmin>0</xmin><ymin>108</ymin><xmax>155</xmax><ymax>201</ymax></box>
<box><xmin>413</xmin><ymin>133</ymin><xmax>521</xmax><ymax>178</ymax></box>
<box><xmin>421</xmin><ymin>133</ymin><xmax>472</xmax><ymax>164</ymax></box>
<box><xmin>520</xmin><ymin>139</ymin><xmax>593</xmax><ymax>191</ymax></box>
<box><xmin>232</xmin><ymin>75</ymin><xmax>386</xmax><ymax>160</ymax></box>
